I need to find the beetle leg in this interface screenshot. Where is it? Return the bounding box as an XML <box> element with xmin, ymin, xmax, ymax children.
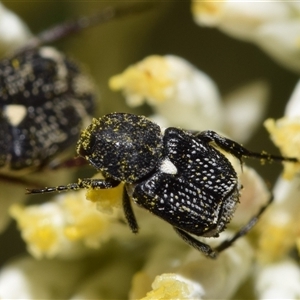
<box><xmin>122</xmin><ymin>186</ymin><xmax>139</xmax><ymax>233</ymax></box>
<box><xmin>173</xmin><ymin>227</ymin><xmax>218</xmax><ymax>259</ymax></box>
<box><xmin>196</xmin><ymin>130</ymin><xmax>298</xmax><ymax>163</ymax></box>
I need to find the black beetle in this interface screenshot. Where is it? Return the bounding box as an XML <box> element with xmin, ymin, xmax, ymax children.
<box><xmin>27</xmin><ymin>113</ymin><xmax>298</xmax><ymax>258</ymax></box>
<box><xmin>0</xmin><ymin>46</ymin><xmax>95</xmax><ymax>172</ymax></box>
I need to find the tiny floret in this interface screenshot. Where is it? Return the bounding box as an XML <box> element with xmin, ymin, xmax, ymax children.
<box><xmin>109</xmin><ymin>55</ymin><xmax>173</xmax><ymax>106</ymax></box>
<box><xmin>264</xmin><ymin>117</ymin><xmax>300</xmax><ymax>179</ymax></box>
<box><xmin>141</xmin><ymin>273</ymin><xmax>204</xmax><ymax>300</ymax></box>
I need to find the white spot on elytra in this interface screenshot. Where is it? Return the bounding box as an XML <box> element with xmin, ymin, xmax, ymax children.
<box><xmin>160</xmin><ymin>158</ymin><xmax>178</xmax><ymax>175</ymax></box>
<box><xmin>4</xmin><ymin>104</ymin><xmax>27</xmax><ymax>126</ymax></box>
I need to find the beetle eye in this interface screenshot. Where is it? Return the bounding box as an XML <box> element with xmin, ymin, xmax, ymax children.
<box><xmin>78</xmin><ymin>133</ymin><xmax>96</xmax><ymax>157</ymax></box>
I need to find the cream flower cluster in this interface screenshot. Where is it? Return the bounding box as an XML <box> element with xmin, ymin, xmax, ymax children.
<box><xmin>10</xmin><ymin>189</ymin><xmax>123</xmax><ymax>259</ymax></box>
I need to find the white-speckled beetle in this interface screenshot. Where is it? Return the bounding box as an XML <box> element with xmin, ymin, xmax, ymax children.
<box><xmin>27</xmin><ymin>113</ymin><xmax>298</xmax><ymax>258</ymax></box>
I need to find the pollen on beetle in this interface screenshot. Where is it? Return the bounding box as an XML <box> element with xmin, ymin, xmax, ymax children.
<box><xmin>76</xmin><ymin>118</ymin><xmax>99</xmax><ymax>155</ymax></box>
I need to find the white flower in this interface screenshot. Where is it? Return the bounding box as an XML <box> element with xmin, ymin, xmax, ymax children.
<box><xmin>255</xmin><ymin>259</ymin><xmax>300</xmax><ymax>299</ymax></box>
<box><xmin>222</xmin><ymin>80</ymin><xmax>269</xmax><ymax>143</ymax></box>
<box><xmin>176</xmin><ymin>237</ymin><xmax>253</xmax><ymax>300</ymax></box>
<box><xmin>191</xmin><ymin>1</ymin><xmax>290</xmax><ymax>41</ymax></box>
<box><xmin>255</xmin><ymin>20</ymin><xmax>300</xmax><ymax>73</ymax></box>
<box><xmin>109</xmin><ymin>54</ymin><xmax>269</xmax><ymax>143</ymax></box>
<box><xmin>0</xmin><ymin>2</ymin><xmax>31</xmax><ymax>57</ymax></box>
<box><xmin>255</xmin><ymin>80</ymin><xmax>300</xmax><ymax>262</ymax></box>
<box><xmin>256</xmin><ymin>176</ymin><xmax>300</xmax><ymax>263</ymax></box>
<box><xmin>284</xmin><ymin>80</ymin><xmax>300</xmax><ymax>118</ymax></box>
<box><xmin>192</xmin><ymin>1</ymin><xmax>300</xmax><ymax>73</ymax></box>
<box><xmin>130</xmin><ymin>233</ymin><xmax>253</xmax><ymax>300</ymax></box>
<box><xmin>10</xmin><ymin>188</ymin><xmax>124</xmax><ymax>259</ymax></box>
<box><xmin>109</xmin><ymin>55</ymin><xmax>223</xmax><ymax>131</ymax></box>
<box><xmin>0</xmin><ymin>256</ymin><xmax>87</xmax><ymax>299</ymax></box>
<box><xmin>264</xmin><ymin>80</ymin><xmax>300</xmax><ymax>180</ymax></box>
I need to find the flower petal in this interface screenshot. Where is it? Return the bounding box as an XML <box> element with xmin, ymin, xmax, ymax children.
<box><xmin>109</xmin><ymin>55</ymin><xmax>222</xmax><ymax>130</ymax></box>
<box><xmin>0</xmin><ymin>3</ymin><xmax>31</xmax><ymax>56</ymax></box>
<box><xmin>223</xmin><ymin>80</ymin><xmax>269</xmax><ymax>143</ymax></box>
